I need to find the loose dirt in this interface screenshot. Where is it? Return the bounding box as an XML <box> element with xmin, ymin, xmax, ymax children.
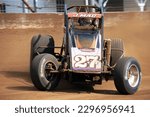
<box><xmin>0</xmin><ymin>12</ymin><xmax>150</xmax><ymax>100</ymax></box>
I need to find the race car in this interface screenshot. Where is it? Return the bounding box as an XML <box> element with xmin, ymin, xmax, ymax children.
<box><xmin>30</xmin><ymin>4</ymin><xmax>142</xmax><ymax>94</ymax></box>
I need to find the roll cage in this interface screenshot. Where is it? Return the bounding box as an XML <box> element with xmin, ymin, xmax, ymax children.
<box><xmin>64</xmin><ymin>5</ymin><xmax>105</xmax><ymax>56</ymax></box>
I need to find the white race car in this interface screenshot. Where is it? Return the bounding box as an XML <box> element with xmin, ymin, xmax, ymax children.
<box><xmin>30</xmin><ymin>4</ymin><xmax>142</xmax><ymax>94</ymax></box>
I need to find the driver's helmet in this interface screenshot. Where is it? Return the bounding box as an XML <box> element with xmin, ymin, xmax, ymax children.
<box><xmin>78</xmin><ymin>18</ymin><xmax>93</xmax><ymax>26</ymax></box>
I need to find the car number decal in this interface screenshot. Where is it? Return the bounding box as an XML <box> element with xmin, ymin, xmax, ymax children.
<box><xmin>74</xmin><ymin>55</ymin><xmax>101</xmax><ymax>69</ymax></box>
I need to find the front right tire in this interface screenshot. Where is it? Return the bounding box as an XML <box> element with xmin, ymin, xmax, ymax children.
<box><xmin>114</xmin><ymin>57</ymin><xmax>142</xmax><ymax>94</ymax></box>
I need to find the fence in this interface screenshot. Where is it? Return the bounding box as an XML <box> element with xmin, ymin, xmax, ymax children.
<box><xmin>0</xmin><ymin>0</ymin><xmax>65</xmax><ymax>13</ymax></box>
<box><xmin>0</xmin><ymin>0</ymin><xmax>150</xmax><ymax>13</ymax></box>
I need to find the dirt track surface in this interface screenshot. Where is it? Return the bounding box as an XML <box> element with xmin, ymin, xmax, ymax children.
<box><xmin>0</xmin><ymin>12</ymin><xmax>150</xmax><ymax>100</ymax></box>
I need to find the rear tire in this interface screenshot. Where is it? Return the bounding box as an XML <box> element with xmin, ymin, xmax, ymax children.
<box><xmin>110</xmin><ymin>39</ymin><xmax>124</xmax><ymax>66</ymax></box>
<box><xmin>30</xmin><ymin>34</ymin><xmax>54</xmax><ymax>62</ymax></box>
<box><xmin>114</xmin><ymin>57</ymin><xmax>142</xmax><ymax>94</ymax></box>
<box><xmin>31</xmin><ymin>54</ymin><xmax>60</xmax><ymax>91</ymax></box>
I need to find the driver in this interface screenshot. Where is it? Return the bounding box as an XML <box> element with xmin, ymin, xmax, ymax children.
<box><xmin>78</xmin><ymin>18</ymin><xmax>92</xmax><ymax>26</ymax></box>
<box><xmin>78</xmin><ymin>18</ymin><xmax>99</xmax><ymax>28</ymax></box>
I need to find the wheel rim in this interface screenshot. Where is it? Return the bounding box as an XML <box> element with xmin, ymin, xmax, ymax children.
<box><xmin>127</xmin><ymin>64</ymin><xmax>140</xmax><ymax>87</ymax></box>
<box><xmin>44</xmin><ymin>61</ymin><xmax>56</xmax><ymax>81</ymax></box>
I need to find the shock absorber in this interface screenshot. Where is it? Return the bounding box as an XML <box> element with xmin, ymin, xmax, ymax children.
<box><xmin>105</xmin><ymin>39</ymin><xmax>111</xmax><ymax>66</ymax></box>
<box><xmin>104</xmin><ymin>39</ymin><xmax>111</xmax><ymax>71</ymax></box>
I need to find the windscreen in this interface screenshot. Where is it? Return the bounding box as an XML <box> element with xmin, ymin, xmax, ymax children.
<box><xmin>74</xmin><ymin>31</ymin><xmax>97</xmax><ymax>49</ymax></box>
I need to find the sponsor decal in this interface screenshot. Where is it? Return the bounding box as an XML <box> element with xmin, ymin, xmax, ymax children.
<box><xmin>68</xmin><ymin>13</ymin><xmax>102</xmax><ymax>18</ymax></box>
